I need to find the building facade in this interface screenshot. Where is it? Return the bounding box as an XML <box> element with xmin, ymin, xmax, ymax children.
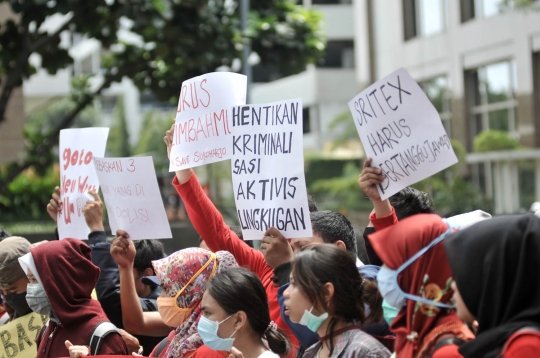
<box><xmin>355</xmin><ymin>0</ymin><xmax>540</xmax><ymax>213</ymax></box>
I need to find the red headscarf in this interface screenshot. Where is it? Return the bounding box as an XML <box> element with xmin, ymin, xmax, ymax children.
<box><xmin>369</xmin><ymin>214</ymin><xmax>473</xmax><ymax>358</ymax></box>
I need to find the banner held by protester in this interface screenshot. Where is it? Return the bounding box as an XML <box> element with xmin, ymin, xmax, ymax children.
<box><xmin>169</xmin><ymin>72</ymin><xmax>247</xmax><ymax>171</ymax></box>
<box><xmin>231</xmin><ymin>98</ymin><xmax>313</xmax><ymax>241</ymax></box>
<box><xmin>348</xmin><ymin>68</ymin><xmax>458</xmax><ymax>200</ymax></box>
<box><xmin>58</xmin><ymin>128</ymin><xmax>109</xmax><ymax>240</ymax></box>
<box><xmin>0</xmin><ymin>312</ymin><xmax>48</xmax><ymax>358</ymax></box>
<box><xmin>94</xmin><ymin>156</ymin><xmax>172</xmax><ymax>240</ymax></box>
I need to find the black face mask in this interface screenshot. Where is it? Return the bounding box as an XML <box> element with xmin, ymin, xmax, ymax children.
<box><xmin>3</xmin><ymin>292</ymin><xmax>32</xmax><ymax>318</ymax></box>
<box><xmin>363</xmin><ymin>227</ymin><xmax>377</xmax><ymax>241</ymax></box>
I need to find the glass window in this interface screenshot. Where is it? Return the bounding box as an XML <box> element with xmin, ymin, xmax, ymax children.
<box><xmin>303</xmin><ymin>107</ymin><xmax>311</xmax><ymax>134</ymax></box>
<box><xmin>420</xmin><ymin>76</ymin><xmax>452</xmax><ymax>136</ymax></box>
<box><xmin>312</xmin><ymin>0</ymin><xmax>352</xmax><ymax>3</ymax></box>
<box><xmin>476</xmin><ymin>0</ymin><xmax>502</xmax><ymax>18</ymax></box>
<box><xmin>416</xmin><ymin>0</ymin><xmax>446</xmax><ymax>36</ymax></box>
<box><xmin>462</xmin><ymin>0</ymin><xmax>513</xmax><ymax>22</ymax></box>
<box><xmin>404</xmin><ymin>0</ymin><xmax>446</xmax><ymax>40</ymax></box>
<box><xmin>317</xmin><ymin>40</ymin><xmax>354</xmax><ymax>68</ymax></box>
<box><xmin>468</xmin><ymin>60</ymin><xmax>518</xmax><ymax>137</ymax></box>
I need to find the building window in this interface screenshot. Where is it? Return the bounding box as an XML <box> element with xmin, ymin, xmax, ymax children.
<box><xmin>317</xmin><ymin>40</ymin><xmax>354</xmax><ymax>68</ymax></box>
<box><xmin>303</xmin><ymin>107</ymin><xmax>311</xmax><ymax>134</ymax></box>
<box><xmin>465</xmin><ymin>60</ymin><xmax>518</xmax><ymax>141</ymax></box>
<box><xmin>312</xmin><ymin>0</ymin><xmax>352</xmax><ymax>4</ymax></box>
<box><xmin>420</xmin><ymin>76</ymin><xmax>452</xmax><ymax>136</ymax></box>
<box><xmin>533</xmin><ymin>52</ymin><xmax>540</xmax><ymax>147</ymax></box>
<box><xmin>251</xmin><ymin>65</ymin><xmax>284</xmax><ymax>83</ymax></box>
<box><xmin>461</xmin><ymin>0</ymin><xmax>510</xmax><ymax>22</ymax></box>
<box><xmin>403</xmin><ymin>0</ymin><xmax>446</xmax><ymax>41</ymax></box>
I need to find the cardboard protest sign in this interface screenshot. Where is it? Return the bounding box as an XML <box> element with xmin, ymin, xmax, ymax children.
<box><xmin>169</xmin><ymin>72</ymin><xmax>247</xmax><ymax>171</ymax></box>
<box><xmin>0</xmin><ymin>312</ymin><xmax>48</xmax><ymax>358</ymax></box>
<box><xmin>94</xmin><ymin>156</ymin><xmax>172</xmax><ymax>240</ymax></box>
<box><xmin>231</xmin><ymin>99</ymin><xmax>313</xmax><ymax>241</ymax></box>
<box><xmin>58</xmin><ymin>128</ymin><xmax>109</xmax><ymax>240</ymax></box>
<box><xmin>348</xmin><ymin>68</ymin><xmax>458</xmax><ymax>200</ymax></box>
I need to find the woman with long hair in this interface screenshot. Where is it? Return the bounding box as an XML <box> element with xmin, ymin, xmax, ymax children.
<box><xmin>198</xmin><ymin>267</ymin><xmax>290</xmax><ymax>357</ymax></box>
<box><xmin>283</xmin><ymin>243</ymin><xmax>390</xmax><ymax>357</ymax></box>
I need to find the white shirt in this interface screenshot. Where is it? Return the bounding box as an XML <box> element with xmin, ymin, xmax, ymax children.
<box><xmin>258</xmin><ymin>351</ymin><xmax>279</xmax><ymax>358</ymax></box>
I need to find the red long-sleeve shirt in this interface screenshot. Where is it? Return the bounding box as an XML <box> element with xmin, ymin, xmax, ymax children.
<box><xmin>173</xmin><ymin>172</ymin><xmax>298</xmax><ymax>352</ymax></box>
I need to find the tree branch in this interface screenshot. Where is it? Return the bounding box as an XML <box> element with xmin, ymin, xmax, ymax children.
<box><xmin>0</xmin><ymin>76</ymin><xmax>114</xmax><ymax>194</ymax></box>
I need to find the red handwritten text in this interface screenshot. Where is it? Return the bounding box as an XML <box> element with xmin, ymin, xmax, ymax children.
<box><xmin>63</xmin><ymin>148</ymin><xmax>93</xmax><ymax>170</ymax></box>
<box><xmin>177</xmin><ymin>79</ymin><xmax>211</xmax><ymax>113</ymax></box>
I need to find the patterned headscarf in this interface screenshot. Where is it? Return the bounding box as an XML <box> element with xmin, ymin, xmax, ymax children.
<box><xmin>369</xmin><ymin>214</ymin><xmax>474</xmax><ymax>358</ymax></box>
<box><xmin>151</xmin><ymin>248</ymin><xmax>238</xmax><ymax>358</ymax></box>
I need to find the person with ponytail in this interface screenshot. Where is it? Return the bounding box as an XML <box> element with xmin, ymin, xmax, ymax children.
<box><xmin>198</xmin><ymin>267</ymin><xmax>290</xmax><ymax>358</ymax></box>
<box><xmin>283</xmin><ymin>244</ymin><xmax>390</xmax><ymax>358</ymax></box>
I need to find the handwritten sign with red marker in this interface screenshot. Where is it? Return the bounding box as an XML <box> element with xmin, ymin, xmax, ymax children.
<box><xmin>58</xmin><ymin>128</ymin><xmax>109</xmax><ymax>240</ymax></box>
<box><xmin>94</xmin><ymin>156</ymin><xmax>172</xmax><ymax>240</ymax></box>
<box><xmin>348</xmin><ymin>68</ymin><xmax>458</xmax><ymax>200</ymax></box>
<box><xmin>169</xmin><ymin>72</ymin><xmax>247</xmax><ymax>171</ymax></box>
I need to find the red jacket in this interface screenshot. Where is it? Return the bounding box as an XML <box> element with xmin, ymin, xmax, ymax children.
<box><xmin>32</xmin><ymin>239</ymin><xmax>128</xmax><ymax>358</ymax></box>
<box><xmin>173</xmin><ymin>172</ymin><xmax>298</xmax><ymax>352</ymax></box>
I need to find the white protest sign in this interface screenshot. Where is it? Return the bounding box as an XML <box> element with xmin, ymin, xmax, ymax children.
<box><xmin>169</xmin><ymin>72</ymin><xmax>247</xmax><ymax>171</ymax></box>
<box><xmin>348</xmin><ymin>68</ymin><xmax>458</xmax><ymax>200</ymax></box>
<box><xmin>94</xmin><ymin>156</ymin><xmax>172</xmax><ymax>240</ymax></box>
<box><xmin>58</xmin><ymin>128</ymin><xmax>109</xmax><ymax>240</ymax></box>
<box><xmin>231</xmin><ymin>99</ymin><xmax>313</xmax><ymax>241</ymax></box>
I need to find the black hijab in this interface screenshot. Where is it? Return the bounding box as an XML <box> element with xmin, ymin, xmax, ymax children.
<box><xmin>444</xmin><ymin>213</ymin><xmax>540</xmax><ymax>358</ymax></box>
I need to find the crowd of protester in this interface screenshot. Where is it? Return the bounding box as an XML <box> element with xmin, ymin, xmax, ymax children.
<box><xmin>0</xmin><ymin>124</ymin><xmax>539</xmax><ymax>358</ymax></box>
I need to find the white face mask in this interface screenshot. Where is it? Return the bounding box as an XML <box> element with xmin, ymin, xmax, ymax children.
<box><xmin>26</xmin><ymin>283</ymin><xmax>52</xmax><ymax>316</ymax></box>
<box><xmin>376</xmin><ymin>221</ymin><xmax>456</xmax><ymax>310</ymax></box>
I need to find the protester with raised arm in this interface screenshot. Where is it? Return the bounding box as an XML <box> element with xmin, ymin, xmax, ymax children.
<box><xmin>46</xmin><ymin>188</ymin><xmax>167</xmax><ymax>355</ymax></box>
<box><xmin>164</xmin><ymin>124</ymin><xmax>299</xmax><ymax>352</ymax></box>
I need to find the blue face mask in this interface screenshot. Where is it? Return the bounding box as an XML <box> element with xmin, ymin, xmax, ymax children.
<box><xmin>376</xmin><ymin>221</ymin><xmax>456</xmax><ymax>310</ymax></box>
<box><xmin>299</xmin><ymin>306</ymin><xmax>328</xmax><ymax>333</ymax></box>
<box><xmin>197</xmin><ymin>315</ymin><xmax>237</xmax><ymax>351</ymax></box>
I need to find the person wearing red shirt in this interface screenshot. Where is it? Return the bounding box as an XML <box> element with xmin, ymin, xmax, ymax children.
<box><xmin>164</xmin><ymin>126</ymin><xmax>299</xmax><ymax>353</ymax></box>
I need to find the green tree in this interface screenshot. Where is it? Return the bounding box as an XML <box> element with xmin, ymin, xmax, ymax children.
<box><xmin>133</xmin><ymin>110</ymin><xmax>173</xmax><ymax>170</ymax></box>
<box><xmin>107</xmin><ymin>96</ymin><xmax>132</xmax><ymax>157</ymax></box>
<box><xmin>0</xmin><ymin>0</ymin><xmax>326</xmax><ymax>192</ymax></box>
<box><xmin>327</xmin><ymin>110</ymin><xmax>360</xmax><ymax>150</ymax></box>
<box><xmin>474</xmin><ymin>130</ymin><xmax>521</xmax><ymax>152</ymax></box>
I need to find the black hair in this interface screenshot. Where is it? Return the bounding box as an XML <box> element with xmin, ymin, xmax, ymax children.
<box><xmin>354</xmin><ymin>229</ymin><xmax>370</xmax><ymax>265</ymax></box>
<box><xmin>310</xmin><ymin>211</ymin><xmax>357</xmax><ymax>260</ymax></box>
<box><xmin>207</xmin><ymin>267</ymin><xmax>290</xmax><ymax>355</ymax></box>
<box><xmin>307</xmin><ymin>193</ymin><xmax>319</xmax><ymax>212</ymax></box>
<box><xmin>229</xmin><ymin>226</ymin><xmax>253</xmax><ymax>248</ymax></box>
<box><xmin>0</xmin><ymin>228</ymin><xmax>12</xmax><ymax>242</ymax></box>
<box><xmin>292</xmin><ymin>244</ymin><xmax>373</xmax><ymax>355</ymax></box>
<box><xmin>133</xmin><ymin>240</ymin><xmax>165</xmax><ymax>275</ymax></box>
<box><xmin>389</xmin><ymin>187</ymin><xmax>435</xmax><ymax>220</ymax></box>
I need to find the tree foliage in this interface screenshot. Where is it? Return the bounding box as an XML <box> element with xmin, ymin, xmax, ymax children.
<box><xmin>133</xmin><ymin>110</ymin><xmax>173</xmax><ymax>170</ymax></box>
<box><xmin>107</xmin><ymin>96</ymin><xmax>132</xmax><ymax>157</ymax></box>
<box><xmin>0</xmin><ymin>0</ymin><xmax>326</xmax><ymax>192</ymax></box>
<box><xmin>473</xmin><ymin>130</ymin><xmax>520</xmax><ymax>152</ymax></box>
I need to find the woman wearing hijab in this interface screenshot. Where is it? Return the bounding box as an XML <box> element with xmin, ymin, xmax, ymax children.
<box><xmin>369</xmin><ymin>214</ymin><xmax>474</xmax><ymax>358</ymax></box>
<box><xmin>444</xmin><ymin>214</ymin><xmax>540</xmax><ymax>358</ymax></box>
<box><xmin>147</xmin><ymin>246</ymin><xmax>238</xmax><ymax>357</ymax></box>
